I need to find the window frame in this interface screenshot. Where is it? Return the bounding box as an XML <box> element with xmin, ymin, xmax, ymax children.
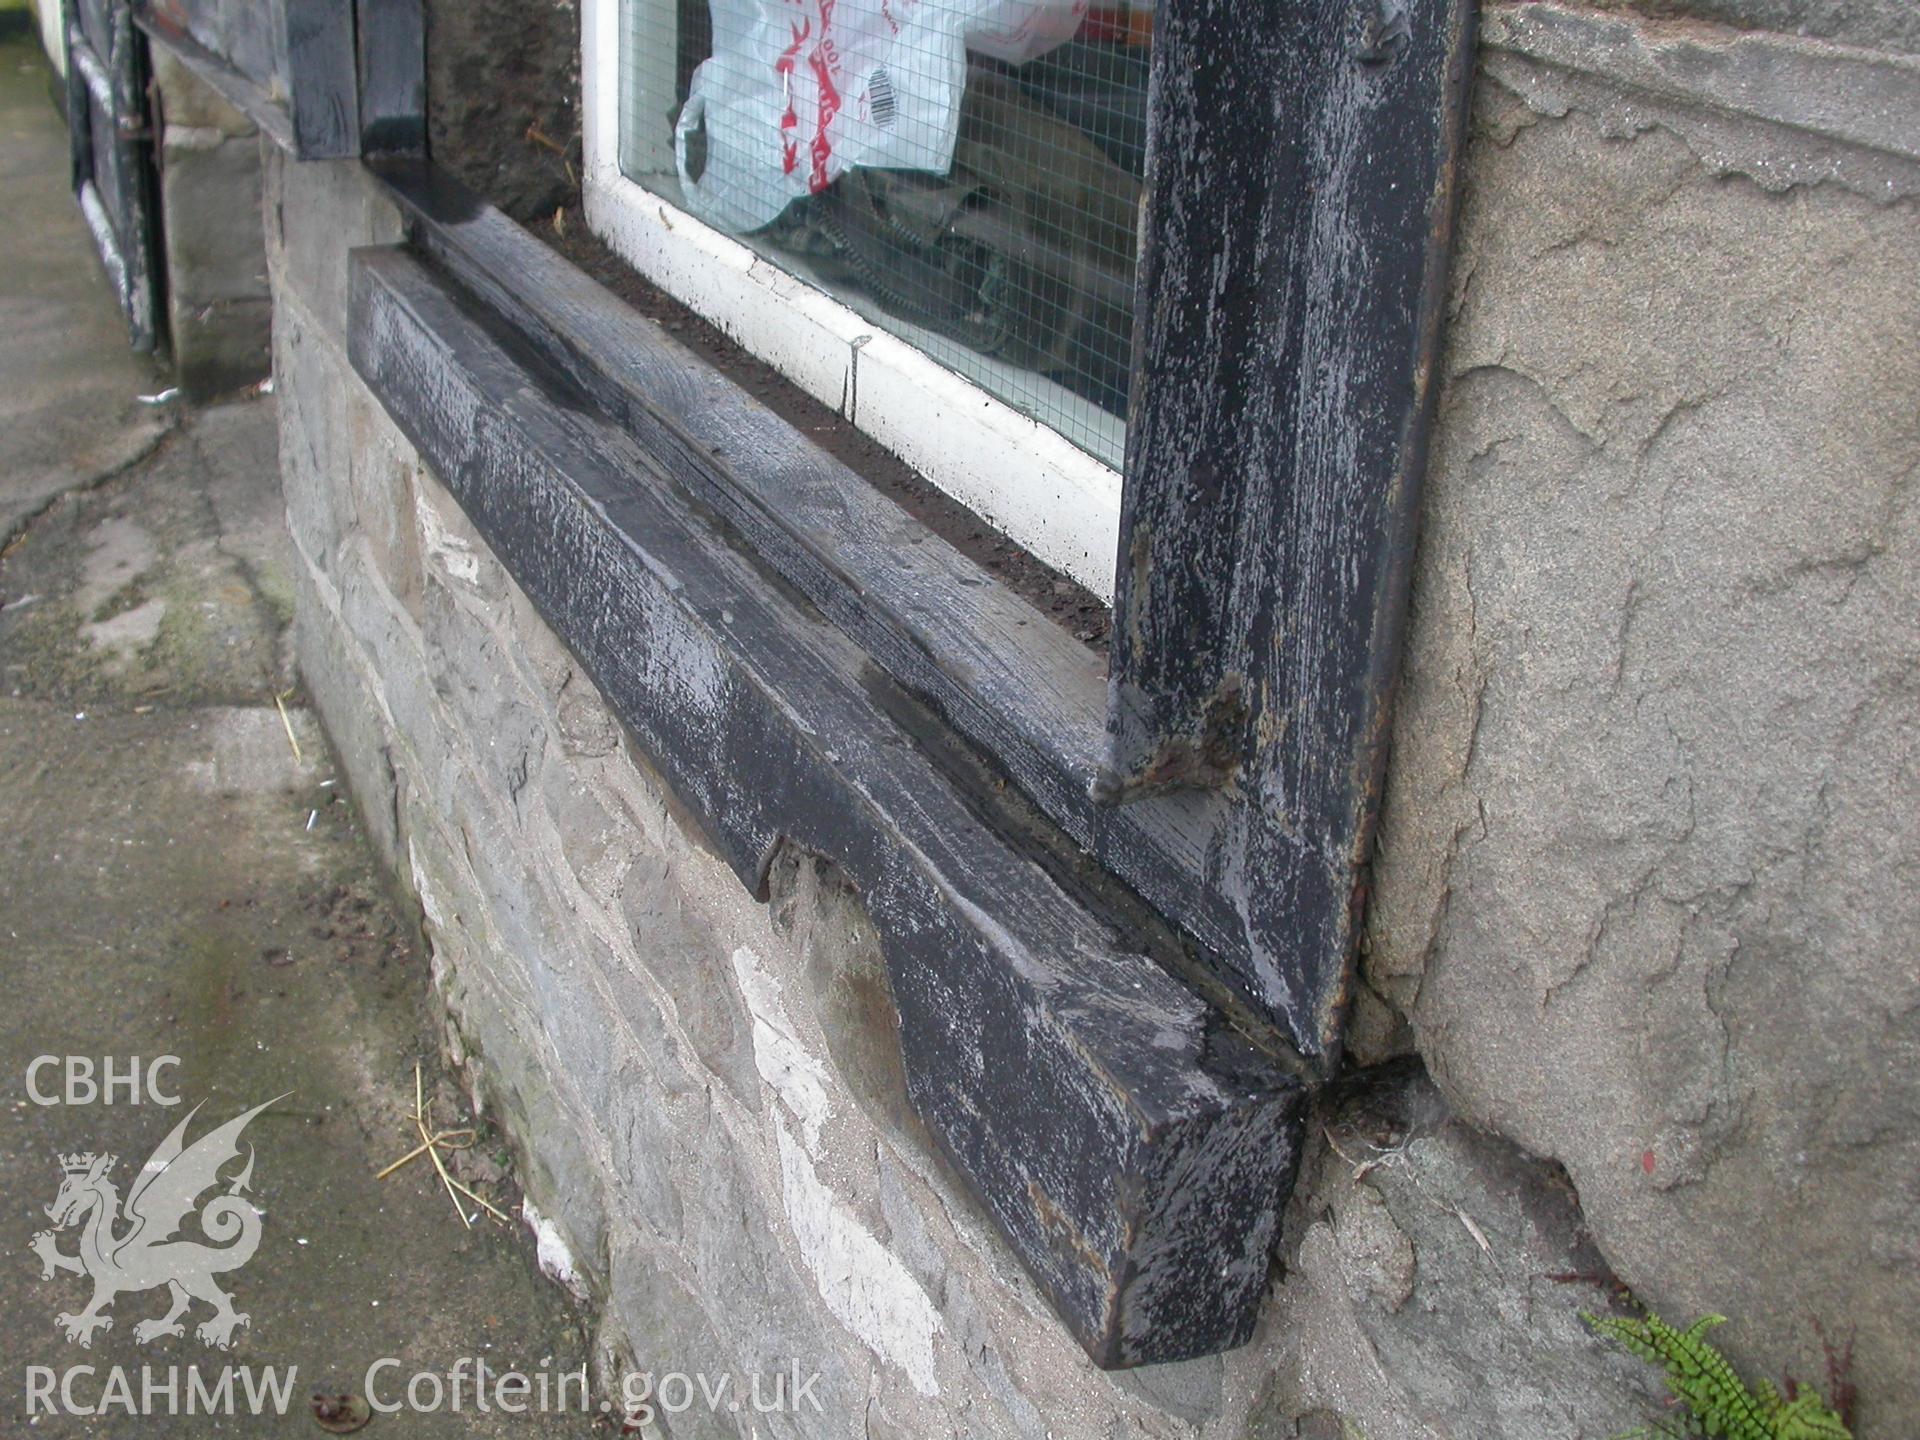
<box><xmin>577</xmin><ymin>0</ymin><xmax>1479</xmax><ymax>1068</ymax></box>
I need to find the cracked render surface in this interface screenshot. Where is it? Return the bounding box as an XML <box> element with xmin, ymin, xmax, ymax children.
<box><xmin>1361</xmin><ymin>58</ymin><xmax>1920</xmax><ymax>1436</ymax></box>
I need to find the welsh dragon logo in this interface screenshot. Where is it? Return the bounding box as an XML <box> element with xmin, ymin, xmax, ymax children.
<box><xmin>29</xmin><ymin>1097</ymin><xmax>284</xmax><ymax>1350</ymax></box>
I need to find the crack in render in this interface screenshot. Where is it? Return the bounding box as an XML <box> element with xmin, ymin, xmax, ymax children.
<box><xmin>0</xmin><ymin>420</ymin><xmax>179</xmax><ymax>561</ymax></box>
<box><xmin>173</xmin><ymin>410</ymin><xmax>300</xmax><ymax>685</ymax></box>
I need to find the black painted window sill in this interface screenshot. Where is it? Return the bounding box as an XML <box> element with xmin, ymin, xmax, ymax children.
<box><xmin>343</xmin><ymin>166</ymin><xmax>1308</xmax><ymax>1367</ymax></box>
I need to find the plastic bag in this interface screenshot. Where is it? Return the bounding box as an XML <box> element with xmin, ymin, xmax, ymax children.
<box><xmin>675</xmin><ymin>0</ymin><xmax>1089</xmax><ymax>235</ymax></box>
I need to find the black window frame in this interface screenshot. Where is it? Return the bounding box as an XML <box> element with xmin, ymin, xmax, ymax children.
<box><xmin>561</xmin><ymin>0</ymin><xmax>1478</xmax><ymax>1074</ymax></box>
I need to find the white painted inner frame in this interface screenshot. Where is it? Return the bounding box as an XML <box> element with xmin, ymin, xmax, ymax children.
<box><xmin>579</xmin><ymin>0</ymin><xmax>1124</xmax><ymax>600</ymax></box>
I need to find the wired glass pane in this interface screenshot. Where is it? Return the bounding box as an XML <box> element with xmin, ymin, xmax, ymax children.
<box><xmin>618</xmin><ymin>0</ymin><xmax>1154</xmax><ymax>469</ymax></box>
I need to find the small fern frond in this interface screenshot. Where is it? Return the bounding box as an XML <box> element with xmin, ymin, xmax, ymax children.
<box><xmin>1770</xmin><ymin>1394</ymin><xmax>1852</xmax><ymax>1440</ymax></box>
<box><xmin>1583</xmin><ymin>1310</ymin><xmax>1853</xmax><ymax>1440</ymax></box>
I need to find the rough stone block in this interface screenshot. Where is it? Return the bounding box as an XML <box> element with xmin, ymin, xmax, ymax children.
<box><xmin>289</xmin><ymin>557</ymin><xmax>406</xmax><ymax>871</ymax></box>
<box><xmin>614</xmin><ymin>853</ymin><xmax>760</xmax><ymax>1108</ymax></box>
<box><xmin>1367</xmin><ymin>75</ymin><xmax>1920</xmax><ymax>1433</ymax></box>
<box><xmin>274</xmin><ymin>298</ymin><xmax>359</xmax><ymax>571</ymax></box>
<box><xmin>169</xmin><ymin>296</ymin><xmax>272</xmax><ymax>400</ymax></box>
<box><xmin>149</xmin><ymin>49</ymin><xmax>271</xmax><ymax>398</ymax></box>
<box><xmin>262</xmin><ymin>144</ymin><xmax>403</xmax><ymax>340</ymax></box>
<box><xmin>1583</xmin><ymin>0</ymin><xmax>1919</xmax><ymax>54</ymax></box>
<box><xmin>344</xmin><ymin>387</ymin><xmax>426</xmax><ymax>618</ymax></box>
<box><xmin>600</xmin><ymin>1248</ymin><xmax>752</xmax><ymax>1438</ymax></box>
<box><xmin>160</xmin><ymin>130</ymin><xmax>268</xmax><ymax>306</ymax></box>
<box><xmin>1253</xmin><ymin>1073</ymin><xmax>1664</xmax><ymax>1438</ymax></box>
<box><xmin>150</xmin><ymin>45</ymin><xmax>258</xmax><ymax>139</ymax></box>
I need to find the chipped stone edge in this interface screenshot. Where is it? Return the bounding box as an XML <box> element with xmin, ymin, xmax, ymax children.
<box><xmin>1482</xmin><ymin>1</ymin><xmax>1920</xmax><ymax>201</ymax></box>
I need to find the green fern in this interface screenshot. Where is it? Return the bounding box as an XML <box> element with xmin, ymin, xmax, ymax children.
<box><xmin>1583</xmin><ymin>1311</ymin><xmax>1852</xmax><ymax>1440</ymax></box>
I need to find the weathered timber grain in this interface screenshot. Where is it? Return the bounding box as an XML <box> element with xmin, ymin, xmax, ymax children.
<box><xmin>372</xmin><ymin>161</ymin><xmax>1276</xmax><ymax>1026</ymax></box>
<box><xmin>278</xmin><ymin>0</ymin><xmax>355</xmax><ymax>157</ymax></box>
<box><xmin>355</xmin><ymin>0</ymin><xmax>423</xmax><ymax>155</ymax></box>
<box><xmin>348</xmin><ymin>245</ymin><xmax>1307</xmax><ymax>1366</ymax></box>
<box><xmin>1105</xmin><ymin>0</ymin><xmax>1477</xmax><ymax>1056</ymax></box>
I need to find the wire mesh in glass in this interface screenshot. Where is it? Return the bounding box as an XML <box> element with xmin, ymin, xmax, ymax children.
<box><xmin>618</xmin><ymin>0</ymin><xmax>1154</xmax><ymax>469</ymax></box>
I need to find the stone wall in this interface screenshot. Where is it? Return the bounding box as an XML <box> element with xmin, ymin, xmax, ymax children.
<box><xmin>261</xmin><ymin>3</ymin><xmax>1918</xmax><ymax>1435</ymax></box>
<box><xmin>150</xmin><ymin>47</ymin><xmax>272</xmax><ymax>398</ymax></box>
<box><xmin>1584</xmin><ymin>0</ymin><xmax>1918</xmax><ymax>53</ymax></box>
<box><xmin>423</xmin><ymin>0</ymin><xmax>579</xmax><ymax>223</ymax></box>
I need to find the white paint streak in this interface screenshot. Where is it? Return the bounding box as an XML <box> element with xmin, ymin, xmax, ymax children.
<box><xmin>774</xmin><ymin>1117</ymin><xmax>942</xmax><ymax>1395</ymax></box>
<box><xmin>414</xmin><ymin>489</ymin><xmax>482</xmax><ymax>585</ymax></box>
<box><xmin>730</xmin><ymin>946</ymin><xmax>831</xmax><ymax>1153</ymax></box>
<box><xmin>408</xmin><ymin>842</ymin><xmax>446</xmax><ymax>928</ymax></box>
<box><xmin>521</xmin><ymin>1199</ymin><xmax>589</xmax><ymax>1303</ymax></box>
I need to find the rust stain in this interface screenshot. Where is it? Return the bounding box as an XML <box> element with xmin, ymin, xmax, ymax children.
<box><xmin>1116</xmin><ymin>670</ymin><xmax>1249</xmax><ymax>798</ymax></box>
<box><xmin>1027</xmin><ymin>1178</ymin><xmax>1111</xmax><ymax>1281</ymax></box>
